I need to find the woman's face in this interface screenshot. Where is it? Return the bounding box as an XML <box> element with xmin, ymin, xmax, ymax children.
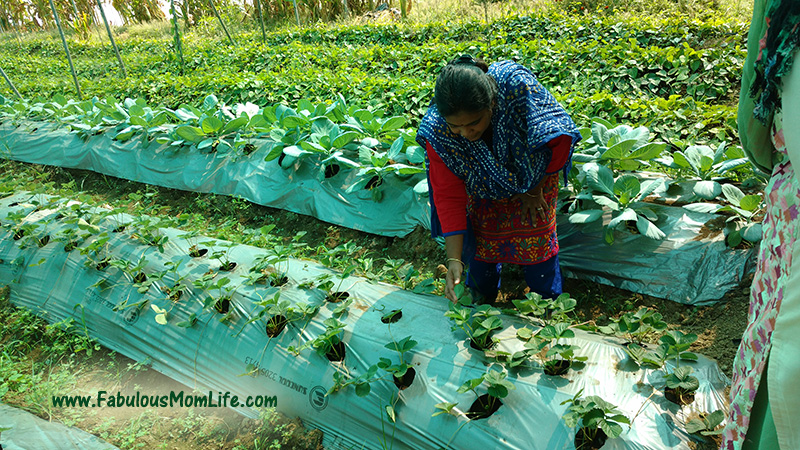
<box><xmin>443</xmin><ymin>108</ymin><xmax>492</xmax><ymax>142</ymax></box>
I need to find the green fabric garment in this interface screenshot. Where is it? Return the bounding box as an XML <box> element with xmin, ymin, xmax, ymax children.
<box><xmin>738</xmin><ymin>0</ymin><xmax>777</xmax><ymax>174</ymax></box>
<box><xmin>738</xmin><ymin>0</ymin><xmax>800</xmax><ymax>173</ymax></box>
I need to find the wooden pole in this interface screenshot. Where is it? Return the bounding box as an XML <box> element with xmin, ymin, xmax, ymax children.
<box><xmin>95</xmin><ymin>0</ymin><xmax>126</xmax><ymax>78</ymax></box>
<box><xmin>49</xmin><ymin>0</ymin><xmax>83</xmax><ymax>99</ymax></box>
<box><xmin>207</xmin><ymin>0</ymin><xmax>234</xmax><ymax>45</ymax></box>
<box><xmin>0</xmin><ymin>65</ymin><xmax>23</xmax><ymax>101</ymax></box>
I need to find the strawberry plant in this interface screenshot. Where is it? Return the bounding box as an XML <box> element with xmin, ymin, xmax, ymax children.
<box><xmin>445</xmin><ymin>303</ymin><xmax>503</xmax><ymax>351</ymax></box>
<box><xmin>598</xmin><ymin>307</ymin><xmax>668</xmax><ymax>345</ymax></box>
<box><xmin>685</xmin><ymin>410</ymin><xmax>725</xmax><ymax>441</ymax></box>
<box><xmin>291</xmin><ymin>318</ymin><xmax>347</xmax><ymax>362</ymax></box>
<box><xmin>378</xmin><ymin>335</ymin><xmax>417</xmax><ymax>390</ymax></box>
<box><xmin>561</xmin><ymin>391</ymin><xmax>630</xmax><ymax>450</ymax></box>
<box><xmin>527</xmin><ymin>322</ymin><xmax>588</xmax><ymax>376</ymax></box>
<box><xmin>663</xmin><ymin>365</ymin><xmax>700</xmax><ymax>406</ymax></box>
<box><xmin>456</xmin><ymin>368</ymin><xmax>515</xmax><ymax>420</ymax></box>
<box><xmin>511</xmin><ymin>292</ymin><xmax>577</xmax><ymax>327</ymax></box>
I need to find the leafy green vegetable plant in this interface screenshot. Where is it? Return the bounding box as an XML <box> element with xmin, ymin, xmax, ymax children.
<box><xmin>571</xmin><ymin>162</ymin><xmax>667</xmax><ymax>244</ymax></box>
<box><xmin>655</xmin><ymin>142</ymin><xmax>749</xmax><ymax>199</ymax></box>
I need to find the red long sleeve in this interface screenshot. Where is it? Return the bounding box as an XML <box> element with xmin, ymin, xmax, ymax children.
<box><xmin>426</xmin><ymin>141</ymin><xmax>468</xmax><ymax>235</ymax></box>
<box><xmin>545</xmin><ymin>134</ymin><xmax>572</xmax><ymax>174</ymax></box>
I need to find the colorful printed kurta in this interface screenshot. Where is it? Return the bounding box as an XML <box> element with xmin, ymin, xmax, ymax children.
<box><xmin>721</xmin><ymin>112</ymin><xmax>798</xmax><ymax>449</ymax></box>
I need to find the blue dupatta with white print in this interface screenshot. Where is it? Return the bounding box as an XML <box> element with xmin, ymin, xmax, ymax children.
<box><xmin>416</xmin><ymin>60</ymin><xmax>581</xmax><ymax>201</ymax></box>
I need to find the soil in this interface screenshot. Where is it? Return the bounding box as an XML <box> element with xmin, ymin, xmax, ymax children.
<box><xmin>466</xmin><ymin>394</ymin><xmax>503</xmax><ymax>420</ymax></box>
<box><xmin>665</xmin><ymin>386</ymin><xmax>697</xmax><ymax>406</ymax></box>
<box><xmin>325</xmin><ymin>291</ymin><xmax>350</xmax><ymax>303</ymax></box>
<box><xmin>325</xmin><ymin>341</ymin><xmax>346</xmax><ymax>362</ymax></box>
<box><xmin>392</xmin><ymin>367</ymin><xmax>416</xmax><ymax>390</ymax></box>
<box><xmin>543</xmin><ymin>359</ymin><xmax>572</xmax><ymax>376</ymax></box>
<box><xmin>575</xmin><ymin>427</ymin><xmax>608</xmax><ymax>450</ymax></box>
<box><xmin>266</xmin><ymin>315</ymin><xmax>288</xmax><ymax>338</ymax></box>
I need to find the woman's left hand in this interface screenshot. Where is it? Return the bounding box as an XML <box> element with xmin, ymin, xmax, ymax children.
<box><xmin>513</xmin><ymin>187</ymin><xmax>548</xmax><ymax>224</ymax></box>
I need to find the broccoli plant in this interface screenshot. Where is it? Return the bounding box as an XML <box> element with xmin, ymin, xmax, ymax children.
<box><xmin>571</xmin><ymin>162</ymin><xmax>668</xmax><ymax>244</ymax></box>
<box><xmin>655</xmin><ymin>141</ymin><xmax>750</xmax><ymax>199</ymax></box>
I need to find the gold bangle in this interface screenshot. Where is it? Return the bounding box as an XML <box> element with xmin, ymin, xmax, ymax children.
<box><xmin>446</xmin><ymin>258</ymin><xmax>465</xmax><ymax>268</ymax></box>
<box><xmin>524</xmin><ymin>191</ymin><xmax>541</xmax><ymax>198</ymax></box>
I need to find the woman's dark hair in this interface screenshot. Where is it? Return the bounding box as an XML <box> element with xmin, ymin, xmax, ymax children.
<box><xmin>434</xmin><ymin>54</ymin><xmax>498</xmax><ymax>117</ymax></box>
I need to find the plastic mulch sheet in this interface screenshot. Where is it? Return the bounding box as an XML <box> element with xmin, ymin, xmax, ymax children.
<box><xmin>0</xmin><ymin>192</ymin><xmax>730</xmax><ymax>450</ymax></box>
<box><xmin>0</xmin><ymin>403</ymin><xmax>120</xmax><ymax>450</ymax></box>
<box><xmin>557</xmin><ymin>202</ymin><xmax>756</xmax><ymax>305</ymax></box>
<box><xmin>0</xmin><ymin>121</ymin><xmax>754</xmax><ymax>304</ymax></box>
<box><xmin>0</xmin><ymin>121</ymin><xmax>429</xmax><ymax>238</ymax></box>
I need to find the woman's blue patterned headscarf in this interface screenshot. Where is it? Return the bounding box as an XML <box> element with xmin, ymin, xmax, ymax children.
<box><xmin>416</xmin><ymin>60</ymin><xmax>581</xmax><ymax>200</ymax></box>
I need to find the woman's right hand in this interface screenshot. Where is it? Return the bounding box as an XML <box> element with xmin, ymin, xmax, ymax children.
<box><xmin>445</xmin><ymin>259</ymin><xmax>464</xmax><ymax>303</ymax></box>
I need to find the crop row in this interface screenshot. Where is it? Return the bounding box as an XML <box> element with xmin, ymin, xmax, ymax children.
<box><xmin>2</xmin><ymin>27</ymin><xmax>744</xmax><ymax>103</ymax></box>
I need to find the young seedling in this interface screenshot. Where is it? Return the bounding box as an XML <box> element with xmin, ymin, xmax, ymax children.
<box><xmin>561</xmin><ymin>390</ymin><xmax>630</xmax><ymax>450</ymax></box>
<box><xmin>78</xmin><ymin>234</ymin><xmax>112</xmax><ymax>270</ymax></box>
<box><xmin>291</xmin><ymin>318</ymin><xmax>347</xmax><ymax>362</ymax></box>
<box><xmin>445</xmin><ymin>302</ymin><xmax>503</xmax><ymax>351</ymax></box>
<box><xmin>512</xmin><ymin>292</ymin><xmax>577</xmax><ymax>326</ymax></box>
<box><xmin>178</xmin><ymin>229</ymin><xmax>208</xmax><ymax>257</ymax></box>
<box><xmin>202</xmin><ymin>240</ymin><xmax>238</xmax><ymax>271</ymax></box>
<box><xmin>526</xmin><ymin>322</ymin><xmax>587</xmax><ymax>376</ymax></box>
<box><xmin>249</xmin><ymin>244</ymin><xmax>294</xmax><ymax>287</ymax></box>
<box><xmin>598</xmin><ymin>307</ymin><xmax>668</xmax><ymax>345</ymax></box>
<box><xmin>130</xmin><ymin>216</ymin><xmax>169</xmax><ymax>252</ymax></box>
<box><xmin>685</xmin><ymin>410</ymin><xmax>725</xmax><ymax>441</ymax></box>
<box><xmin>315</xmin><ymin>264</ymin><xmax>357</xmax><ymax>303</ymax></box>
<box><xmin>457</xmin><ymin>368</ymin><xmax>515</xmax><ymax>420</ymax></box>
<box><xmin>378</xmin><ymin>335</ymin><xmax>418</xmax><ymax>390</ymax></box>
<box><xmin>193</xmin><ymin>273</ymin><xmax>236</xmax><ymax>315</ymax></box>
<box><xmin>663</xmin><ymin>366</ymin><xmax>700</xmax><ymax>406</ymax></box>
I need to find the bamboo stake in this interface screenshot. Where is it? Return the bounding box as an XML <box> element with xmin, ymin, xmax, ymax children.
<box><xmin>254</xmin><ymin>0</ymin><xmax>266</xmax><ymax>44</ymax></box>
<box><xmin>0</xmin><ymin>65</ymin><xmax>23</xmax><ymax>101</ymax></box>
<box><xmin>207</xmin><ymin>0</ymin><xmax>234</xmax><ymax>45</ymax></box>
<box><xmin>49</xmin><ymin>0</ymin><xmax>82</xmax><ymax>99</ymax></box>
<box><xmin>169</xmin><ymin>0</ymin><xmax>185</xmax><ymax>73</ymax></box>
<box><xmin>291</xmin><ymin>0</ymin><xmax>300</xmax><ymax>26</ymax></box>
<box><xmin>95</xmin><ymin>0</ymin><xmax>126</xmax><ymax>78</ymax></box>
<box><xmin>69</xmin><ymin>0</ymin><xmax>80</xmax><ymax>20</ymax></box>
